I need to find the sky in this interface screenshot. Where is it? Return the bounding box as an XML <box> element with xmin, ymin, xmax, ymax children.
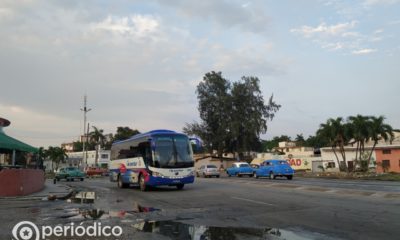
<box><xmin>0</xmin><ymin>0</ymin><xmax>399</xmax><ymax>147</ymax></box>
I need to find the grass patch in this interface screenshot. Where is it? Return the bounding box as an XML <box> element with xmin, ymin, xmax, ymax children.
<box><xmin>360</xmin><ymin>173</ymin><xmax>400</xmax><ymax>181</ymax></box>
<box><xmin>296</xmin><ymin>172</ymin><xmax>400</xmax><ymax>181</ymax></box>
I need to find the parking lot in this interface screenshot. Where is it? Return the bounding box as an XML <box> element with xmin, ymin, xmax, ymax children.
<box><xmin>1</xmin><ymin>175</ymin><xmax>400</xmax><ymax>239</ymax></box>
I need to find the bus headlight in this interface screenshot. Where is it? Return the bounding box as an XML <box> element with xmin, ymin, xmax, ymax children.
<box><xmin>188</xmin><ymin>171</ymin><xmax>195</xmax><ymax>176</ymax></box>
<box><xmin>152</xmin><ymin>172</ymin><xmax>164</xmax><ymax>177</ymax></box>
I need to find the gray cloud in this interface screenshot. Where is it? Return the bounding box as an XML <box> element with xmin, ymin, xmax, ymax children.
<box><xmin>0</xmin><ymin>0</ymin><xmax>282</xmax><ymax>146</ymax></box>
<box><xmin>156</xmin><ymin>0</ymin><xmax>270</xmax><ymax>34</ymax></box>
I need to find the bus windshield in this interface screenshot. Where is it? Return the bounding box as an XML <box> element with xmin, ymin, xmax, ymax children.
<box><xmin>153</xmin><ymin>135</ymin><xmax>194</xmax><ymax>168</ymax></box>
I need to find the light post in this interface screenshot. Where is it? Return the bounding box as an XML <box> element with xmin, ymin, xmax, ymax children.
<box><xmin>81</xmin><ymin>95</ymin><xmax>91</xmax><ymax>169</ymax></box>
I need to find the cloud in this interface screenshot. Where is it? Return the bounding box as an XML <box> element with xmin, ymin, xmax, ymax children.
<box><xmin>290</xmin><ymin>20</ymin><xmax>383</xmax><ymax>55</ymax></box>
<box><xmin>91</xmin><ymin>15</ymin><xmax>160</xmax><ymax>38</ymax></box>
<box><xmin>363</xmin><ymin>0</ymin><xmax>400</xmax><ymax>6</ymax></box>
<box><xmin>352</xmin><ymin>48</ymin><xmax>377</xmax><ymax>55</ymax></box>
<box><xmin>0</xmin><ymin>104</ymin><xmax>81</xmax><ymax>147</ymax></box>
<box><xmin>156</xmin><ymin>0</ymin><xmax>270</xmax><ymax>34</ymax></box>
<box><xmin>290</xmin><ymin>21</ymin><xmax>358</xmax><ymax>38</ymax></box>
<box><xmin>0</xmin><ymin>1</ymin><xmax>284</xmax><ymax>146</ymax></box>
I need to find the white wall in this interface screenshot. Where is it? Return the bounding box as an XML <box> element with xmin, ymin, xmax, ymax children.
<box><xmin>320</xmin><ymin>147</ymin><xmax>376</xmax><ymax>169</ymax></box>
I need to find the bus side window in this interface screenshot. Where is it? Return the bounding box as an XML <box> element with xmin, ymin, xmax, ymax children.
<box><xmin>138</xmin><ymin>142</ymin><xmax>152</xmax><ymax>165</ymax></box>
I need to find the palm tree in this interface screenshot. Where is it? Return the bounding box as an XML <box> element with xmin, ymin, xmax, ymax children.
<box><xmin>89</xmin><ymin>126</ymin><xmax>105</xmax><ymax>146</ymax></box>
<box><xmin>317</xmin><ymin>117</ymin><xmax>349</xmax><ymax>172</ymax></box>
<box><xmin>366</xmin><ymin>116</ymin><xmax>394</xmax><ymax>170</ymax></box>
<box><xmin>36</xmin><ymin>147</ymin><xmax>46</xmax><ymax>169</ymax></box>
<box><xmin>89</xmin><ymin>126</ymin><xmax>105</xmax><ymax>166</ymax></box>
<box><xmin>295</xmin><ymin>134</ymin><xmax>305</xmax><ymax>146</ymax></box>
<box><xmin>45</xmin><ymin>146</ymin><xmax>68</xmax><ymax>172</ymax></box>
<box><xmin>348</xmin><ymin>115</ymin><xmax>370</xmax><ymax>171</ymax></box>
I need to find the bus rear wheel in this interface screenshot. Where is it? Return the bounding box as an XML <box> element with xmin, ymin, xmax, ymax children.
<box><xmin>176</xmin><ymin>184</ymin><xmax>184</xmax><ymax>190</ymax></box>
<box><xmin>139</xmin><ymin>174</ymin><xmax>147</xmax><ymax>191</ymax></box>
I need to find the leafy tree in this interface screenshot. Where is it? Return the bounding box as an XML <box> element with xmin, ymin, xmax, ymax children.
<box><xmin>262</xmin><ymin>135</ymin><xmax>291</xmax><ymax>152</ymax></box>
<box><xmin>184</xmin><ymin>71</ymin><xmax>280</xmax><ymax>158</ymax></box>
<box><xmin>304</xmin><ymin>135</ymin><xmax>329</xmax><ymax>149</ymax></box>
<box><xmin>73</xmin><ymin>141</ymin><xmax>83</xmax><ymax>151</ymax></box>
<box><xmin>230</xmin><ymin>77</ymin><xmax>280</xmax><ymax>158</ymax></box>
<box><xmin>192</xmin><ymin>71</ymin><xmax>232</xmax><ymax>157</ymax></box>
<box><xmin>114</xmin><ymin>126</ymin><xmax>140</xmax><ymax>142</ymax></box>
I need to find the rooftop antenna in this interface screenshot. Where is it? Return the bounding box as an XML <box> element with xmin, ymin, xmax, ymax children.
<box><xmin>80</xmin><ymin>94</ymin><xmax>91</xmax><ymax>168</ymax></box>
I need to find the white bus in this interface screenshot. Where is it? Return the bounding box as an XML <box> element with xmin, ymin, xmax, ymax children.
<box><xmin>109</xmin><ymin>129</ymin><xmax>195</xmax><ymax>191</ymax></box>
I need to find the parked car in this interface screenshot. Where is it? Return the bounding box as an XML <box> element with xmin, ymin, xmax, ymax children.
<box><xmin>196</xmin><ymin>164</ymin><xmax>220</xmax><ymax>178</ymax></box>
<box><xmin>226</xmin><ymin>162</ymin><xmax>254</xmax><ymax>177</ymax></box>
<box><xmin>55</xmin><ymin>167</ymin><xmax>86</xmax><ymax>181</ymax></box>
<box><xmin>85</xmin><ymin>167</ymin><xmax>108</xmax><ymax>177</ymax></box>
<box><xmin>253</xmin><ymin>160</ymin><xmax>294</xmax><ymax>180</ymax></box>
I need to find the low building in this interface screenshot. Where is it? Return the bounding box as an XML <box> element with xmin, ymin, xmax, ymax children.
<box><xmin>194</xmin><ymin>154</ymin><xmax>237</xmax><ymax>170</ymax></box>
<box><xmin>320</xmin><ymin>147</ymin><xmax>374</xmax><ymax>172</ymax></box>
<box><xmin>43</xmin><ymin>150</ymin><xmax>111</xmax><ymax>172</ymax></box>
<box><xmin>375</xmin><ymin>146</ymin><xmax>400</xmax><ymax>173</ymax></box>
<box><xmin>0</xmin><ymin>117</ymin><xmax>44</xmax><ymax>197</ymax></box>
<box><xmin>268</xmin><ymin>142</ymin><xmax>322</xmax><ymax>171</ymax></box>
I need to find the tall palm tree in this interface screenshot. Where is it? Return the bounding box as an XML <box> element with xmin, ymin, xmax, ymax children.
<box><xmin>89</xmin><ymin>126</ymin><xmax>105</xmax><ymax>166</ymax></box>
<box><xmin>348</xmin><ymin>115</ymin><xmax>370</xmax><ymax>170</ymax></box>
<box><xmin>366</xmin><ymin>116</ymin><xmax>394</xmax><ymax>169</ymax></box>
<box><xmin>317</xmin><ymin>117</ymin><xmax>349</xmax><ymax>172</ymax></box>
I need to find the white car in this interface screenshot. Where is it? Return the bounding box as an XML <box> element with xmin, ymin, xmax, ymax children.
<box><xmin>196</xmin><ymin>165</ymin><xmax>220</xmax><ymax>178</ymax></box>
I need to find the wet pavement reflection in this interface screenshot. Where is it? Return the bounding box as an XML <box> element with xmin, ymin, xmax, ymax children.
<box><xmin>132</xmin><ymin>220</ymin><xmax>335</xmax><ymax>240</ymax></box>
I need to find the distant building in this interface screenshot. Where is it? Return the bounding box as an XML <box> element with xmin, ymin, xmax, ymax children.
<box><xmin>194</xmin><ymin>154</ymin><xmax>237</xmax><ymax>170</ymax></box>
<box><xmin>43</xmin><ymin>150</ymin><xmax>110</xmax><ymax>172</ymax></box>
<box><xmin>61</xmin><ymin>142</ymin><xmax>75</xmax><ymax>152</ymax></box>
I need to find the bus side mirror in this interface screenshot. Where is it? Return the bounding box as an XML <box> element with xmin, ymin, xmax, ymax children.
<box><xmin>189</xmin><ymin>138</ymin><xmax>202</xmax><ymax>152</ymax></box>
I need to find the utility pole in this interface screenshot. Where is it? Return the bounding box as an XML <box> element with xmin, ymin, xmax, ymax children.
<box><xmin>80</xmin><ymin>94</ymin><xmax>91</xmax><ymax>169</ymax></box>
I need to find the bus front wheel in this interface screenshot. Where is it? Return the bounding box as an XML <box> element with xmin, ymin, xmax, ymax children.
<box><xmin>118</xmin><ymin>175</ymin><xmax>128</xmax><ymax>188</ymax></box>
<box><xmin>139</xmin><ymin>174</ymin><xmax>147</xmax><ymax>192</ymax></box>
<box><xmin>176</xmin><ymin>184</ymin><xmax>184</xmax><ymax>190</ymax></box>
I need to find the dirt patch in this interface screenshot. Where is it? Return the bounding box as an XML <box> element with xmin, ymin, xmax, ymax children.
<box><xmin>384</xmin><ymin>193</ymin><xmax>400</xmax><ymax>199</ymax></box>
<box><xmin>304</xmin><ymin>187</ymin><xmax>329</xmax><ymax>192</ymax></box>
<box><xmin>271</xmin><ymin>184</ymin><xmax>300</xmax><ymax>189</ymax></box>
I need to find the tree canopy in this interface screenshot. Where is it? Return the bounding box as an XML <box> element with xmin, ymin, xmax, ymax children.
<box><xmin>114</xmin><ymin>126</ymin><xmax>140</xmax><ymax>142</ymax></box>
<box><xmin>184</xmin><ymin>71</ymin><xmax>280</xmax><ymax>158</ymax></box>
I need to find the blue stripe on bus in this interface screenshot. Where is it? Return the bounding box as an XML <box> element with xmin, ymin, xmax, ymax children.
<box><xmin>146</xmin><ymin>175</ymin><xmax>195</xmax><ymax>186</ymax></box>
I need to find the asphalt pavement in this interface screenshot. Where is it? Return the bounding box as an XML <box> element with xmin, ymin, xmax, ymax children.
<box><xmin>1</xmin><ymin>176</ymin><xmax>399</xmax><ymax>240</ymax></box>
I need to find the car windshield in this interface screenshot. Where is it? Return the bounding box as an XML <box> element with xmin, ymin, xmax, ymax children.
<box><xmin>67</xmin><ymin>167</ymin><xmax>76</xmax><ymax>171</ymax></box>
<box><xmin>153</xmin><ymin>135</ymin><xmax>194</xmax><ymax>168</ymax></box>
<box><xmin>207</xmin><ymin>165</ymin><xmax>217</xmax><ymax>168</ymax></box>
<box><xmin>239</xmin><ymin>164</ymin><xmax>249</xmax><ymax>168</ymax></box>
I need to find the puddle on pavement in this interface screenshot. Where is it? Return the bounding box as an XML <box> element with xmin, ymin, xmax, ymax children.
<box><xmin>133</xmin><ymin>220</ymin><xmax>336</xmax><ymax>240</ymax></box>
<box><xmin>58</xmin><ymin>204</ymin><xmax>161</xmax><ymax>220</ymax></box>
